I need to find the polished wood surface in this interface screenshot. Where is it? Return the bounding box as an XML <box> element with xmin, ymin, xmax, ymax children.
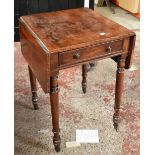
<box><xmin>19</xmin><ymin>8</ymin><xmax>136</xmax><ymax>152</ymax></box>
<box><xmin>14</xmin><ymin>0</ymin><xmax>88</xmax><ymax>41</ymax></box>
<box><xmin>20</xmin><ymin>8</ymin><xmax>134</xmax><ymax>53</ymax></box>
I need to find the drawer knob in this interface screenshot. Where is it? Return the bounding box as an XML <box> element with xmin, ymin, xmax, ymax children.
<box><xmin>107</xmin><ymin>46</ymin><xmax>112</xmax><ymax>53</ymax></box>
<box><xmin>73</xmin><ymin>53</ymin><xmax>80</xmax><ymax>59</ymax></box>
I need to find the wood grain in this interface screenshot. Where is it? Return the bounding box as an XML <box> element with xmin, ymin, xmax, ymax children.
<box><xmin>20</xmin><ymin>8</ymin><xmax>134</xmax><ymax>53</ymax></box>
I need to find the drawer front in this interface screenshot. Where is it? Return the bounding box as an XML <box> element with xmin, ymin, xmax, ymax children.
<box><xmin>59</xmin><ymin>40</ymin><xmax>123</xmax><ymax>66</ymax></box>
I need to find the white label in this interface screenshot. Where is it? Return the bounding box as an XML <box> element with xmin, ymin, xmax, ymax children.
<box><xmin>76</xmin><ymin>129</ymin><xmax>99</xmax><ymax>143</ymax></box>
<box><xmin>66</xmin><ymin>141</ymin><xmax>81</xmax><ymax>148</ymax></box>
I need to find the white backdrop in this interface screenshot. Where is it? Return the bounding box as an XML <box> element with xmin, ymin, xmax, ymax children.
<box><xmin>84</xmin><ymin>0</ymin><xmax>89</xmax><ymax>7</ymax></box>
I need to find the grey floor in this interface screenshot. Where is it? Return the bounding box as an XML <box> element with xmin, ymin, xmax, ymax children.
<box><xmin>95</xmin><ymin>5</ymin><xmax>140</xmax><ymax>30</ymax></box>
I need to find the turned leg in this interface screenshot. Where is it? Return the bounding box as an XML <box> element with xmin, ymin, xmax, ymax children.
<box><xmin>82</xmin><ymin>64</ymin><xmax>87</xmax><ymax>93</ymax></box>
<box><xmin>28</xmin><ymin>66</ymin><xmax>39</xmax><ymax>110</ymax></box>
<box><xmin>50</xmin><ymin>73</ymin><xmax>61</xmax><ymax>152</ymax></box>
<box><xmin>113</xmin><ymin>57</ymin><xmax>126</xmax><ymax>131</ymax></box>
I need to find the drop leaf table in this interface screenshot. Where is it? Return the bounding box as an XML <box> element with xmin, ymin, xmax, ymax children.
<box><xmin>19</xmin><ymin>8</ymin><xmax>135</xmax><ymax>152</ymax></box>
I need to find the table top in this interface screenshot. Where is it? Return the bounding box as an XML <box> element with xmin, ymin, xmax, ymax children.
<box><xmin>20</xmin><ymin>8</ymin><xmax>134</xmax><ymax>53</ymax></box>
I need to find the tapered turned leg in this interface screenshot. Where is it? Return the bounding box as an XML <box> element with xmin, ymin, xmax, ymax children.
<box><xmin>28</xmin><ymin>66</ymin><xmax>39</xmax><ymax>110</ymax></box>
<box><xmin>82</xmin><ymin>64</ymin><xmax>87</xmax><ymax>93</ymax></box>
<box><xmin>113</xmin><ymin>57</ymin><xmax>126</xmax><ymax>131</ymax></box>
<box><xmin>50</xmin><ymin>73</ymin><xmax>61</xmax><ymax>152</ymax></box>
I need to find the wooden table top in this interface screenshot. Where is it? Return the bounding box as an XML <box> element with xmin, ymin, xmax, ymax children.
<box><xmin>20</xmin><ymin>8</ymin><xmax>134</xmax><ymax>53</ymax></box>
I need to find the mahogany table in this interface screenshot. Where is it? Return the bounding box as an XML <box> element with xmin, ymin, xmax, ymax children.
<box><xmin>19</xmin><ymin>8</ymin><xmax>135</xmax><ymax>152</ymax></box>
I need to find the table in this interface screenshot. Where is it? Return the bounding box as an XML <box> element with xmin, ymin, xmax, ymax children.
<box><xmin>19</xmin><ymin>8</ymin><xmax>136</xmax><ymax>152</ymax></box>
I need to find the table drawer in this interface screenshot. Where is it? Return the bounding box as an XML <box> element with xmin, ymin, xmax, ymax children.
<box><xmin>59</xmin><ymin>40</ymin><xmax>123</xmax><ymax>66</ymax></box>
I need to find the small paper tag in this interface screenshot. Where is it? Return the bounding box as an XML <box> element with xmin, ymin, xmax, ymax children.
<box><xmin>66</xmin><ymin>141</ymin><xmax>81</xmax><ymax>148</ymax></box>
<box><xmin>76</xmin><ymin>129</ymin><xmax>99</xmax><ymax>143</ymax></box>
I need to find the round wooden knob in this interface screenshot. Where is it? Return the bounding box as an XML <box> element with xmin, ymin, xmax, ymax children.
<box><xmin>73</xmin><ymin>52</ymin><xmax>80</xmax><ymax>59</ymax></box>
<box><xmin>107</xmin><ymin>46</ymin><xmax>112</xmax><ymax>53</ymax></box>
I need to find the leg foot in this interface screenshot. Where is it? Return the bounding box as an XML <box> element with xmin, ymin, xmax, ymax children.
<box><xmin>55</xmin><ymin>145</ymin><xmax>60</xmax><ymax>152</ymax></box>
<box><xmin>82</xmin><ymin>83</ymin><xmax>87</xmax><ymax>94</ymax></box>
<box><xmin>114</xmin><ymin>125</ymin><xmax>119</xmax><ymax>132</ymax></box>
<box><xmin>53</xmin><ymin>135</ymin><xmax>61</xmax><ymax>152</ymax></box>
<box><xmin>33</xmin><ymin>104</ymin><xmax>39</xmax><ymax>110</ymax></box>
<box><xmin>113</xmin><ymin>114</ymin><xmax>121</xmax><ymax>132</ymax></box>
